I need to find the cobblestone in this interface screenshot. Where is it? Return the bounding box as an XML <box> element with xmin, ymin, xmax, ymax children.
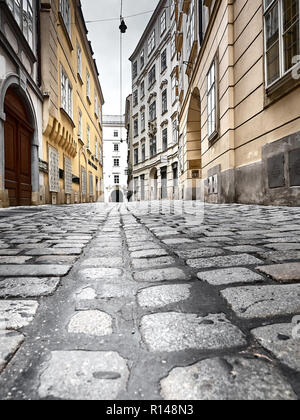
<box><xmin>0</xmin><ymin>202</ymin><xmax>299</xmax><ymax>400</ymax></box>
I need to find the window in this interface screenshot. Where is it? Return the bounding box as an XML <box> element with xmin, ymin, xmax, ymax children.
<box><xmin>264</xmin><ymin>0</ymin><xmax>300</xmax><ymax>86</ymax></box>
<box><xmin>78</xmin><ymin>109</ymin><xmax>82</xmax><ymax>139</ymax></box>
<box><xmin>141</xmin><ymin>111</ymin><xmax>145</xmax><ymax>132</ymax></box>
<box><xmin>140</xmin><ymin>50</ymin><xmax>145</xmax><ymax>68</ymax></box>
<box><xmin>160</xmin><ymin>10</ymin><xmax>166</xmax><ymax>35</ymax></box>
<box><xmin>89</xmin><ymin>172</ymin><xmax>94</xmax><ymax>196</ymax></box>
<box><xmin>114</xmin><ymin>175</ymin><xmax>120</xmax><ymax>184</ymax></box>
<box><xmin>114</xmin><ymin>144</ymin><xmax>119</xmax><ymax>152</ymax></box>
<box><xmin>171</xmin><ymin>0</ymin><xmax>175</xmax><ymax>16</ymax></box>
<box><xmin>81</xmin><ymin>167</ymin><xmax>87</xmax><ymax>195</ymax></box>
<box><xmin>87</xmin><ymin>124</ymin><xmax>91</xmax><ymax>150</ymax></box>
<box><xmin>61</xmin><ymin>66</ymin><xmax>73</xmax><ymax>117</ymax></box>
<box><xmin>171</xmin><ymin>31</ymin><xmax>176</xmax><ymax>57</ymax></box>
<box><xmin>162</xmin><ymin>128</ymin><xmax>168</xmax><ymax>151</ymax></box>
<box><xmin>172</xmin><ymin>74</ymin><xmax>177</xmax><ymax>103</ymax></box>
<box><xmin>114</xmin><ymin>130</ymin><xmax>119</xmax><ymax>138</ymax></box>
<box><xmin>114</xmin><ymin>158</ymin><xmax>120</xmax><ymax>167</ymax></box>
<box><xmin>64</xmin><ymin>156</ymin><xmax>72</xmax><ymax>195</ymax></box>
<box><xmin>207</xmin><ymin>61</ymin><xmax>217</xmax><ymax>139</ymax></box>
<box><xmin>77</xmin><ymin>43</ymin><xmax>82</xmax><ymax>76</ymax></box>
<box><xmin>94</xmin><ymin>92</ymin><xmax>98</xmax><ymax>116</ymax></box>
<box><xmin>150</xmin><ymin>136</ymin><xmax>157</xmax><ymax>157</ymax></box>
<box><xmin>149</xmin><ymin>101</ymin><xmax>156</xmax><ymax>121</ymax></box>
<box><xmin>134</xmin><ymin>118</ymin><xmax>139</xmax><ymax>137</ymax></box>
<box><xmin>148</xmin><ymin>30</ymin><xmax>155</xmax><ymax>55</ymax></box>
<box><xmin>140</xmin><ymin>81</ymin><xmax>145</xmax><ymax>98</ymax></box>
<box><xmin>133</xmin><ymin>90</ymin><xmax>138</xmax><ymax>107</ymax></box>
<box><xmin>7</xmin><ymin>0</ymin><xmax>34</xmax><ymax>47</ymax></box>
<box><xmin>48</xmin><ymin>146</ymin><xmax>59</xmax><ymax>193</ymax></box>
<box><xmin>148</xmin><ymin>65</ymin><xmax>156</xmax><ymax>87</ymax></box>
<box><xmin>142</xmin><ymin>143</ymin><xmax>146</xmax><ymax>161</ymax></box>
<box><xmin>59</xmin><ymin>0</ymin><xmax>71</xmax><ymax>36</ymax></box>
<box><xmin>161</xmin><ymin>49</ymin><xmax>167</xmax><ymax>72</ymax></box>
<box><xmin>134</xmin><ymin>148</ymin><xmax>139</xmax><ymax>165</ymax></box>
<box><xmin>95</xmin><ymin>138</ymin><xmax>98</xmax><ymax>156</ymax></box>
<box><xmin>187</xmin><ymin>3</ymin><xmax>195</xmax><ymax>58</ymax></box>
<box><xmin>172</xmin><ymin>119</ymin><xmax>178</xmax><ymax>144</ymax></box>
<box><xmin>162</xmin><ymin>89</ymin><xmax>168</xmax><ymax>114</ymax></box>
<box><xmin>132</xmin><ymin>61</ymin><xmax>138</xmax><ymax>79</ymax></box>
<box><xmin>86</xmin><ymin>70</ymin><xmax>90</xmax><ymax>99</ymax></box>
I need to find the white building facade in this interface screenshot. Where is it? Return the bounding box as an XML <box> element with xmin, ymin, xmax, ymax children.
<box><xmin>103</xmin><ymin>115</ymin><xmax>128</xmax><ymax>203</ymax></box>
<box><xmin>0</xmin><ymin>0</ymin><xmax>43</xmax><ymax>208</ymax></box>
<box><xmin>129</xmin><ymin>0</ymin><xmax>180</xmax><ymax>202</ymax></box>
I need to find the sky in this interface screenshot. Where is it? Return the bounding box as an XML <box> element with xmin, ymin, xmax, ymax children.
<box><xmin>81</xmin><ymin>0</ymin><xmax>160</xmax><ymax>116</ymax></box>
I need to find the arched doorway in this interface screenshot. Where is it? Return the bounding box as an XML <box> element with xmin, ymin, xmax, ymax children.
<box><xmin>4</xmin><ymin>87</ymin><xmax>33</xmax><ymax>206</ymax></box>
<box><xmin>185</xmin><ymin>87</ymin><xmax>201</xmax><ymax>200</ymax></box>
<box><xmin>149</xmin><ymin>167</ymin><xmax>158</xmax><ymax>201</ymax></box>
<box><xmin>111</xmin><ymin>189</ymin><xmax>123</xmax><ymax>203</ymax></box>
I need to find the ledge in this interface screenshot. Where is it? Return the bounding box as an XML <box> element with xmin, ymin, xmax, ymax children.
<box><xmin>265</xmin><ymin>70</ymin><xmax>300</xmax><ymax>108</ymax></box>
<box><xmin>60</xmin><ymin>108</ymin><xmax>75</xmax><ymax>128</ymax></box>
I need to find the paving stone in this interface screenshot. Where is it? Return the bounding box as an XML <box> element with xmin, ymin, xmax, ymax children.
<box><xmin>68</xmin><ymin>310</ymin><xmax>113</xmax><ymax>336</ymax></box>
<box><xmin>25</xmin><ymin>248</ymin><xmax>82</xmax><ymax>256</ymax></box>
<box><xmin>0</xmin><ymin>265</ymin><xmax>71</xmax><ymax>277</ymax></box>
<box><xmin>252</xmin><ymin>324</ymin><xmax>300</xmax><ymax>372</ymax></box>
<box><xmin>186</xmin><ymin>254</ymin><xmax>264</xmax><ymax>270</ymax></box>
<box><xmin>138</xmin><ymin>284</ymin><xmax>191</xmax><ymax>308</ymax></box>
<box><xmin>221</xmin><ymin>284</ymin><xmax>300</xmax><ymax>319</ymax></box>
<box><xmin>75</xmin><ymin>287</ymin><xmax>97</xmax><ymax>301</ymax></box>
<box><xmin>133</xmin><ymin>267</ymin><xmax>188</xmax><ymax>283</ymax></box>
<box><xmin>38</xmin><ymin>351</ymin><xmax>129</xmax><ymax>400</ymax></box>
<box><xmin>160</xmin><ymin>357</ymin><xmax>297</xmax><ymax>400</ymax></box>
<box><xmin>140</xmin><ymin>313</ymin><xmax>246</xmax><ymax>352</ymax></box>
<box><xmin>0</xmin><ymin>330</ymin><xmax>24</xmax><ymax>373</ymax></box>
<box><xmin>92</xmin><ymin>248</ymin><xmax>122</xmax><ymax>258</ymax></box>
<box><xmin>0</xmin><ymin>300</ymin><xmax>39</xmax><ymax>329</ymax></box>
<box><xmin>132</xmin><ymin>257</ymin><xmax>175</xmax><ymax>269</ymax></box>
<box><xmin>128</xmin><ymin>243</ymin><xmax>162</xmax><ymax>252</ymax></box>
<box><xmin>0</xmin><ymin>278</ymin><xmax>60</xmax><ymax>298</ymax></box>
<box><xmin>53</xmin><ymin>243</ymin><xmax>87</xmax><ymax>248</ymax></box>
<box><xmin>35</xmin><ymin>256</ymin><xmax>78</xmax><ymax>265</ymax></box>
<box><xmin>257</xmin><ymin>251</ymin><xmax>300</xmax><ymax>263</ymax></box>
<box><xmin>197</xmin><ymin>268</ymin><xmax>265</xmax><ymax>286</ymax></box>
<box><xmin>81</xmin><ymin>257</ymin><xmax>123</xmax><ymax>268</ymax></box>
<box><xmin>96</xmin><ymin>282</ymin><xmax>138</xmax><ymax>299</ymax></box>
<box><xmin>78</xmin><ymin>268</ymin><xmax>123</xmax><ymax>282</ymax></box>
<box><xmin>130</xmin><ymin>249</ymin><xmax>168</xmax><ymax>259</ymax></box>
<box><xmin>225</xmin><ymin>245</ymin><xmax>264</xmax><ymax>253</ymax></box>
<box><xmin>0</xmin><ymin>256</ymin><xmax>31</xmax><ymax>264</ymax></box>
<box><xmin>174</xmin><ymin>247</ymin><xmax>224</xmax><ymax>259</ymax></box>
<box><xmin>265</xmin><ymin>243</ymin><xmax>300</xmax><ymax>251</ymax></box>
<box><xmin>257</xmin><ymin>263</ymin><xmax>300</xmax><ymax>282</ymax></box>
<box><xmin>0</xmin><ymin>250</ymin><xmax>21</xmax><ymax>256</ymax></box>
<box><xmin>162</xmin><ymin>238</ymin><xmax>197</xmax><ymax>245</ymax></box>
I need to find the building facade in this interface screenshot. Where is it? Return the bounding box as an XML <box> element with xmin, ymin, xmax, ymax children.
<box><xmin>129</xmin><ymin>0</ymin><xmax>180</xmax><ymax>202</ymax></box>
<box><xmin>176</xmin><ymin>0</ymin><xmax>300</xmax><ymax>205</ymax></box>
<box><xmin>40</xmin><ymin>0</ymin><xmax>104</xmax><ymax>205</ymax></box>
<box><xmin>103</xmin><ymin>115</ymin><xmax>128</xmax><ymax>203</ymax></box>
<box><xmin>0</xmin><ymin>0</ymin><xmax>43</xmax><ymax>208</ymax></box>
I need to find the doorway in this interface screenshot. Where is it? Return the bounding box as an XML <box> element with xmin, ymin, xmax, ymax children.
<box><xmin>4</xmin><ymin>88</ymin><xmax>33</xmax><ymax>206</ymax></box>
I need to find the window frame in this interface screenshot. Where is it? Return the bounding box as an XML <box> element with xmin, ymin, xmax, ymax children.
<box><xmin>161</xmin><ymin>49</ymin><xmax>167</xmax><ymax>72</ymax></box>
<box><xmin>160</xmin><ymin>10</ymin><xmax>167</xmax><ymax>35</ymax></box>
<box><xmin>148</xmin><ymin>29</ymin><xmax>155</xmax><ymax>55</ymax></box>
<box><xmin>264</xmin><ymin>0</ymin><xmax>300</xmax><ymax>88</ymax></box>
<box><xmin>60</xmin><ymin>65</ymin><xmax>73</xmax><ymax>118</ymax></box>
<box><xmin>162</xmin><ymin>89</ymin><xmax>168</xmax><ymax>114</ymax></box>
<box><xmin>207</xmin><ymin>58</ymin><xmax>219</xmax><ymax>141</ymax></box>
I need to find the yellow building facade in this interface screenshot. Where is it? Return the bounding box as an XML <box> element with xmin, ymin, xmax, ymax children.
<box><xmin>176</xmin><ymin>0</ymin><xmax>300</xmax><ymax>205</ymax></box>
<box><xmin>40</xmin><ymin>0</ymin><xmax>104</xmax><ymax>205</ymax></box>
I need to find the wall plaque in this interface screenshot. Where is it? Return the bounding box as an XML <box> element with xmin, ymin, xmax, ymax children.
<box><xmin>289</xmin><ymin>149</ymin><xmax>300</xmax><ymax>187</ymax></box>
<box><xmin>267</xmin><ymin>154</ymin><xmax>285</xmax><ymax>189</ymax></box>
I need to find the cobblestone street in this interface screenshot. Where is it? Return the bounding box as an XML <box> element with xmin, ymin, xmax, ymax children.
<box><xmin>0</xmin><ymin>202</ymin><xmax>299</xmax><ymax>400</ymax></box>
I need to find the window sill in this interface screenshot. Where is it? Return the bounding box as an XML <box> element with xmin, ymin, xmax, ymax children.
<box><xmin>265</xmin><ymin>69</ymin><xmax>300</xmax><ymax>108</ymax></box>
<box><xmin>60</xmin><ymin>108</ymin><xmax>75</xmax><ymax>128</ymax></box>
<box><xmin>87</xmin><ymin>96</ymin><xmax>92</xmax><ymax>105</ymax></box>
<box><xmin>78</xmin><ymin>137</ymin><xmax>84</xmax><ymax>145</ymax></box>
<box><xmin>58</xmin><ymin>12</ymin><xmax>74</xmax><ymax>51</ymax></box>
<box><xmin>208</xmin><ymin>130</ymin><xmax>219</xmax><ymax>145</ymax></box>
<box><xmin>162</xmin><ymin>110</ymin><xmax>168</xmax><ymax>116</ymax></box>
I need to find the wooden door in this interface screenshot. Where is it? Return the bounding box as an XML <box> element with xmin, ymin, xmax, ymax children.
<box><xmin>4</xmin><ymin>113</ymin><xmax>32</xmax><ymax>206</ymax></box>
